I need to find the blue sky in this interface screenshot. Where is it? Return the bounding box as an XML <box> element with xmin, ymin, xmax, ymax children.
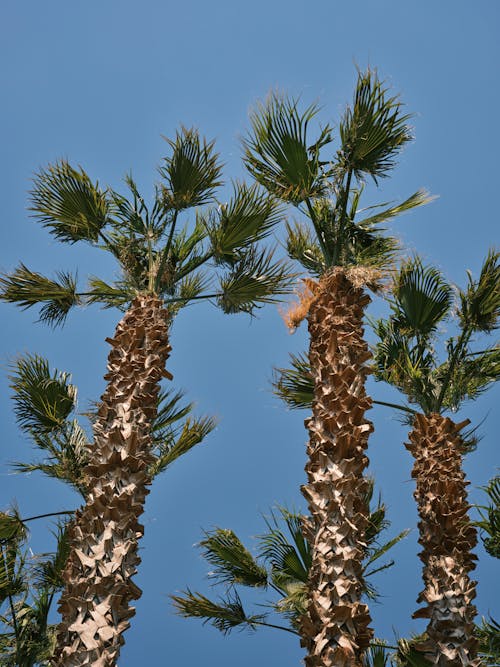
<box><xmin>0</xmin><ymin>1</ymin><xmax>499</xmax><ymax>664</ymax></box>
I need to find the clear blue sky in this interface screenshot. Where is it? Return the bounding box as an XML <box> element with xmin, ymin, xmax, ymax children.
<box><xmin>1</xmin><ymin>1</ymin><xmax>498</xmax><ymax>664</ymax></box>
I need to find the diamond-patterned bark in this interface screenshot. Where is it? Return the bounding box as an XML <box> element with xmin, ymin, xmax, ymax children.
<box><xmin>407</xmin><ymin>413</ymin><xmax>479</xmax><ymax>666</ymax></box>
<box><xmin>53</xmin><ymin>295</ymin><xmax>171</xmax><ymax>666</ymax></box>
<box><xmin>300</xmin><ymin>268</ymin><xmax>374</xmax><ymax>667</ymax></box>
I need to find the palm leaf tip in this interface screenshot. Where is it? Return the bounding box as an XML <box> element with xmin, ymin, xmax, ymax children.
<box><xmin>243</xmin><ymin>93</ymin><xmax>331</xmax><ymax>204</ymax></box>
<box><xmin>160</xmin><ymin>127</ymin><xmax>223</xmax><ymax>210</ymax></box>
<box><xmin>0</xmin><ymin>264</ymin><xmax>79</xmax><ymax>326</ymax></box>
<box><xmin>29</xmin><ymin>160</ymin><xmax>110</xmax><ymax>243</ymax></box>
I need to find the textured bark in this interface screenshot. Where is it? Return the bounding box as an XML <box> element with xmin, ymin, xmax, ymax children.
<box><xmin>300</xmin><ymin>268</ymin><xmax>374</xmax><ymax>667</ymax></box>
<box><xmin>53</xmin><ymin>295</ymin><xmax>171</xmax><ymax>667</ymax></box>
<box><xmin>407</xmin><ymin>413</ymin><xmax>479</xmax><ymax>666</ymax></box>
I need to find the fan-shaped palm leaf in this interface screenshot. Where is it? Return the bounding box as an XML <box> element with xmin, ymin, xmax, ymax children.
<box><xmin>9</xmin><ymin>355</ymin><xmax>77</xmax><ymax>433</ymax></box>
<box><xmin>459</xmin><ymin>249</ymin><xmax>500</xmax><ymax>333</ymax></box>
<box><xmin>199</xmin><ymin>529</ymin><xmax>268</xmax><ymax>588</ymax></box>
<box><xmin>0</xmin><ymin>265</ymin><xmax>79</xmax><ymax>327</ymax></box>
<box><xmin>29</xmin><ymin>160</ymin><xmax>111</xmax><ymax>244</ymax></box>
<box><xmin>243</xmin><ymin>94</ymin><xmax>331</xmax><ymax>204</ymax></box>
<box><xmin>217</xmin><ymin>247</ymin><xmax>294</xmax><ymax>314</ymax></box>
<box><xmin>338</xmin><ymin>69</ymin><xmax>412</xmax><ymax>182</ymax></box>
<box><xmin>159</xmin><ymin>127</ymin><xmax>223</xmax><ymax>209</ymax></box>
<box><xmin>392</xmin><ymin>258</ymin><xmax>453</xmax><ymax>336</ymax></box>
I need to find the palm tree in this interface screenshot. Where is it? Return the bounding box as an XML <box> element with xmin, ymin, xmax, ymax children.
<box><xmin>373</xmin><ymin>252</ymin><xmax>500</xmax><ymax>665</ymax></box>
<box><xmin>0</xmin><ymin>353</ymin><xmax>215</xmax><ymax>665</ymax></box>
<box><xmin>171</xmin><ymin>484</ymin><xmax>408</xmax><ymax>641</ymax></box>
<box><xmin>0</xmin><ymin>132</ymin><xmax>292</xmax><ymax>665</ymax></box>
<box><xmin>243</xmin><ymin>68</ymin><xmax>431</xmax><ymax>666</ymax></box>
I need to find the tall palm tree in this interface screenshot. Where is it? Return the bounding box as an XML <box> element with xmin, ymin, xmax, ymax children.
<box><xmin>243</xmin><ymin>68</ymin><xmax>431</xmax><ymax>666</ymax></box>
<box><xmin>373</xmin><ymin>252</ymin><xmax>500</xmax><ymax>665</ymax></box>
<box><xmin>0</xmin><ymin>352</ymin><xmax>214</xmax><ymax>665</ymax></box>
<box><xmin>0</xmin><ymin>132</ymin><xmax>292</xmax><ymax>666</ymax></box>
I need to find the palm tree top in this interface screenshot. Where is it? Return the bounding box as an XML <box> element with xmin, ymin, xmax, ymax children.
<box><xmin>243</xmin><ymin>68</ymin><xmax>433</xmax><ymax>280</ymax></box>
<box><xmin>1</xmin><ymin>128</ymin><xmax>294</xmax><ymax>326</ymax></box>
<box><xmin>373</xmin><ymin>250</ymin><xmax>500</xmax><ymax>418</ymax></box>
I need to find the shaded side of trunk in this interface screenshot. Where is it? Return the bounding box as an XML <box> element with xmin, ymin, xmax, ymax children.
<box><xmin>300</xmin><ymin>269</ymin><xmax>373</xmax><ymax>667</ymax></box>
<box><xmin>407</xmin><ymin>413</ymin><xmax>479</xmax><ymax>666</ymax></box>
<box><xmin>53</xmin><ymin>295</ymin><xmax>171</xmax><ymax>667</ymax></box>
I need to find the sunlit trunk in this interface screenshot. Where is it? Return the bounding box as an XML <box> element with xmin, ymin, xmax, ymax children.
<box><xmin>300</xmin><ymin>268</ymin><xmax>373</xmax><ymax>667</ymax></box>
<box><xmin>53</xmin><ymin>295</ymin><xmax>171</xmax><ymax>667</ymax></box>
<box><xmin>407</xmin><ymin>413</ymin><xmax>479</xmax><ymax>666</ymax></box>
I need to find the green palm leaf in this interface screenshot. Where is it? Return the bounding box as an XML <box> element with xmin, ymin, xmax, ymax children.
<box><xmin>338</xmin><ymin>68</ymin><xmax>412</xmax><ymax>182</ymax></box>
<box><xmin>273</xmin><ymin>352</ymin><xmax>314</xmax><ymax>410</ymax></box>
<box><xmin>459</xmin><ymin>249</ymin><xmax>500</xmax><ymax>333</ymax></box>
<box><xmin>9</xmin><ymin>355</ymin><xmax>77</xmax><ymax>433</ymax></box>
<box><xmin>150</xmin><ymin>415</ymin><xmax>216</xmax><ymax>478</ymax></box>
<box><xmin>208</xmin><ymin>182</ymin><xmax>282</xmax><ymax>262</ymax></box>
<box><xmin>171</xmin><ymin>589</ymin><xmax>265</xmax><ymax>635</ymax></box>
<box><xmin>356</xmin><ymin>190</ymin><xmax>434</xmax><ymax>229</ymax></box>
<box><xmin>285</xmin><ymin>221</ymin><xmax>326</xmax><ymax>276</ymax></box>
<box><xmin>0</xmin><ymin>264</ymin><xmax>79</xmax><ymax>327</ymax></box>
<box><xmin>476</xmin><ymin>616</ymin><xmax>500</xmax><ymax>665</ymax></box>
<box><xmin>199</xmin><ymin>529</ymin><xmax>268</xmax><ymax>588</ymax></box>
<box><xmin>243</xmin><ymin>94</ymin><xmax>331</xmax><ymax>204</ymax></box>
<box><xmin>29</xmin><ymin>160</ymin><xmax>111</xmax><ymax>243</ymax></box>
<box><xmin>392</xmin><ymin>258</ymin><xmax>453</xmax><ymax>336</ymax></box>
<box><xmin>86</xmin><ymin>277</ymin><xmax>134</xmax><ymax>309</ymax></box>
<box><xmin>217</xmin><ymin>247</ymin><xmax>294</xmax><ymax>314</ymax></box>
<box><xmin>159</xmin><ymin>127</ymin><xmax>223</xmax><ymax>210</ymax></box>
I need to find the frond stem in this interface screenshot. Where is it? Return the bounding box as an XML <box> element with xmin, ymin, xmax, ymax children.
<box><xmin>154</xmin><ymin>209</ymin><xmax>180</xmax><ymax>292</ymax></box>
<box><xmin>372</xmin><ymin>399</ymin><xmax>416</xmax><ymax>415</ymax></box>
<box><xmin>304</xmin><ymin>197</ymin><xmax>331</xmax><ymax>264</ymax></box>
<box><xmin>19</xmin><ymin>510</ymin><xmax>75</xmax><ymax>524</ymax></box>
<box><xmin>252</xmin><ymin>619</ymin><xmax>300</xmax><ymax>636</ymax></box>
<box><xmin>175</xmin><ymin>251</ymin><xmax>214</xmax><ymax>282</ymax></box>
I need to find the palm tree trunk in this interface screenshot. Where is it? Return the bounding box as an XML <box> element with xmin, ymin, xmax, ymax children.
<box><xmin>406</xmin><ymin>413</ymin><xmax>479</xmax><ymax>666</ymax></box>
<box><xmin>53</xmin><ymin>295</ymin><xmax>171</xmax><ymax>667</ymax></box>
<box><xmin>300</xmin><ymin>268</ymin><xmax>374</xmax><ymax>667</ymax></box>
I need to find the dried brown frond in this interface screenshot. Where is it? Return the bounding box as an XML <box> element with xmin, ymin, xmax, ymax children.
<box><xmin>282</xmin><ymin>278</ymin><xmax>318</xmax><ymax>332</ymax></box>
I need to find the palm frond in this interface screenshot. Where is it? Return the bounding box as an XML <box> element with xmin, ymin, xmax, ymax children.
<box><xmin>29</xmin><ymin>160</ymin><xmax>111</xmax><ymax>244</ymax></box>
<box><xmin>362</xmin><ymin>643</ymin><xmax>390</xmax><ymax>667</ymax></box>
<box><xmin>150</xmin><ymin>388</ymin><xmax>193</xmax><ymax>441</ymax></box>
<box><xmin>458</xmin><ymin>249</ymin><xmax>500</xmax><ymax>333</ymax></box>
<box><xmin>0</xmin><ymin>264</ymin><xmax>79</xmax><ymax>327</ymax></box>
<box><xmin>0</xmin><ymin>507</ymin><xmax>27</xmax><ymax>544</ymax></box>
<box><xmin>364</xmin><ymin>530</ymin><xmax>411</xmax><ymax>573</ymax></box>
<box><xmin>171</xmin><ymin>589</ymin><xmax>265</xmax><ymax>635</ymax></box>
<box><xmin>243</xmin><ymin>93</ymin><xmax>331</xmax><ymax>204</ymax></box>
<box><xmin>13</xmin><ymin>420</ymin><xmax>89</xmax><ymax>497</ymax></box>
<box><xmin>9</xmin><ymin>354</ymin><xmax>77</xmax><ymax>433</ymax></box>
<box><xmin>395</xmin><ymin>638</ymin><xmax>433</xmax><ymax>666</ymax></box>
<box><xmin>356</xmin><ymin>189</ymin><xmax>434</xmax><ymax>229</ymax></box>
<box><xmin>440</xmin><ymin>346</ymin><xmax>500</xmax><ymax>410</ymax></box>
<box><xmin>285</xmin><ymin>221</ymin><xmax>326</xmax><ymax>276</ymax></box>
<box><xmin>208</xmin><ymin>182</ymin><xmax>282</xmax><ymax>262</ymax></box>
<box><xmin>392</xmin><ymin>257</ymin><xmax>453</xmax><ymax>336</ymax></box>
<box><xmin>86</xmin><ymin>277</ymin><xmax>134</xmax><ymax>310</ymax></box>
<box><xmin>160</xmin><ymin>127</ymin><xmax>223</xmax><ymax>210</ymax></box>
<box><xmin>31</xmin><ymin>521</ymin><xmax>71</xmax><ymax>591</ymax></box>
<box><xmin>199</xmin><ymin>529</ymin><xmax>268</xmax><ymax>588</ymax></box>
<box><xmin>258</xmin><ymin>508</ymin><xmax>310</xmax><ymax>584</ymax></box>
<box><xmin>149</xmin><ymin>415</ymin><xmax>216</xmax><ymax>478</ymax></box>
<box><xmin>476</xmin><ymin>616</ymin><xmax>500</xmax><ymax>665</ymax></box>
<box><xmin>473</xmin><ymin>475</ymin><xmax>500</xmax><ymax>559</ymax></box>
<box><xmin>338</xmin><ymin>68</ymin><xmax>412</xmax><ymax>182</ymax></box>
<box><xmin>273</xmin><ymin>351</ymin><xmax>313</xmax><ymax>410</ymax></box>
<box><xmin>217</xmin><ymin>248</ymin><xmax>294</xmax><ymax>314</ymax></box>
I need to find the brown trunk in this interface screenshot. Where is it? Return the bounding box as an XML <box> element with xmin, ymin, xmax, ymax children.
<box><xmin>300</xmin><ymin>268</ymin><xmax>373</xmax><ymax>667</ymax></box>
<box><xmin>53</xmin><ymin>295</ymin><xmax>171</xmax><ymax>667</ymax></box>
<box><xmin>407</xmin><ymin>413</ymin><xmax>479</xmax><ymax>666</ymax></box>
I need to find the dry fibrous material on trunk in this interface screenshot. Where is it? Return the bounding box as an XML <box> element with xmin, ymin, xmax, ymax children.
<box><xmin>406</xmin><ymin>413</ymin><xmax>479</xmax><ymax>667</ymax></box>
<box><xmin>300</xmin><ymin>269</ymin><xmax>373</xmax><ymax>667</ymax></box>
<box><xmin>54</xmin><ymin>296</ymin><xmax>171</xmax><ymax>666</ymax></box>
